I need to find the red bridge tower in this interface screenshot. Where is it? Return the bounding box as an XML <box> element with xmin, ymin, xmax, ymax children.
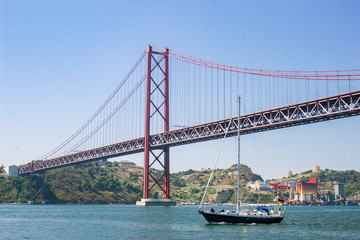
<box><xmin>136</xmin><ymin>45</ymin><xmax>176</xmax><ymax>206</ymax></box>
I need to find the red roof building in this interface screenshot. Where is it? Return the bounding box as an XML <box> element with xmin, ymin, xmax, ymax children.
<box><xmin>309</xmin><ymin>178</ymin><xmax>318</xmax><ymax>184</ymax></box>
<box><xmin>269</xmin><ymin>183</ymin><xmax>290</xmax><ymax>190</ymax></box>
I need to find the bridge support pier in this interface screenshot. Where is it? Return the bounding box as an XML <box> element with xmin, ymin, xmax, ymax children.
<box><xmin>29</xmin><ymin>161</ymin><xmax>46</xmax><ymax>204</ymax></box>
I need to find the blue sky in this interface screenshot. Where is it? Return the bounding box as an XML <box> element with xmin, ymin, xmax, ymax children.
<box><xmin>1</xmin><ymin>1</ymin><xmax>359</xmax><ymax>179</ymax></box>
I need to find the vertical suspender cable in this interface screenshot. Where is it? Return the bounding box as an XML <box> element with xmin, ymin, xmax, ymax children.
<box><xmin>251</xmin><ymin>74</ymin><xmax>254</xmax><ymax>113</ymax></box>
<box><xmin>243</xmin><ymin>73</ymin><xmax>246</xmax><ymax>114</ymax></box>
<box><xmin>204</xmin><ymin>67</ymin><xmax>207</xmax><ymax>122</ymax></box>
<box><xmin>237</xmin><ymin>71</ymin><xmax>240</xmax><ymax>97</ymax></box>
<box><xmin>349</xmin><ymin>75</ymin><xmax>351</xmax><ymax>92</ymax></box>
<box><xmin>223</xmin><ymin>70</ymin><xmax>226</xmax><ymax>118</ymax></box>
<box><xmin>217</xmin><ymin>67</ymin><xmax>219</xmax><ymax>120</ymax></box>
<box><xmin>210</xmin><ymin>68</ymin><xmax>213</xmax><ymax>121</ymax></box>
<box><xmin>337</xmin><ymin>70</ymin><xmax>340</xmax><ymax>94</ymax></box>
<box><xmin>257</xmin><ymin>74</ymin><xmax>260</xmax><ymax>110</ymax></box>
<box><xmin>230</xmin><ymin>70</ymin><xmax>232</xmax><ymax>115</ymax></box>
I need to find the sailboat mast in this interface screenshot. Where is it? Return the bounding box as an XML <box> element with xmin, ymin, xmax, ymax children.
<box><xmin>237</xmin><ymin>96</ymin><xmax>241</xmax><ymax>212</ymax></box>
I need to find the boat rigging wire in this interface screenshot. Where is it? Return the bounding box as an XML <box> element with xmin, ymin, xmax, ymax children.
<box><xmin>198</xmin><ymin>97</ymin><xmax>239</xmax><ymax>210</ymax></box>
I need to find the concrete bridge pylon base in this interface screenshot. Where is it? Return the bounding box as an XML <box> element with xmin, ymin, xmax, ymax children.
<box><xmin>136</xmin><ymin>198</ymin><xmax>176</xmax><ymax>206</ymax></box>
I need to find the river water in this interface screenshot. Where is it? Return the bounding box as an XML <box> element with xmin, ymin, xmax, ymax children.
<box><xmin>0</xmin><ymin>204</ymin><xmax>359</xmax><ymax>239</ymax></box>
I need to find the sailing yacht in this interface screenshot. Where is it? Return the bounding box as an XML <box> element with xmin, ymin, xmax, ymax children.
<box><xmin>198</xmin><ymin>97</ymin><xmax>285</xmax><ymax>224</ymax></box>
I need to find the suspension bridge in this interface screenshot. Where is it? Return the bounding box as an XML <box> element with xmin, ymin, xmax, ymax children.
<box><xmin>18</xmin><ymin>45</ymin><xmax>360</xmax><ymax>205</ymax></box>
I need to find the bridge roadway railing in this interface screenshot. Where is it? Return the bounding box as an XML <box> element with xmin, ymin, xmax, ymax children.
<box><xmin>19</xmin><ymin>90</ymin><xmax>360</xmax><ymax>175</ymax></box>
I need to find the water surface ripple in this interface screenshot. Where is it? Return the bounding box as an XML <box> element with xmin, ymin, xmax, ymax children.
<box><xmin>0</xmin><ymin>205</ymin><xmax>359</xmax><ymax>239</ymax></box>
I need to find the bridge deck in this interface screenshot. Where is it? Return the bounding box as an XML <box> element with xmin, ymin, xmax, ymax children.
<box><xmin>19</xmin><ymin>90</ymin><xmax>360</xmax><ymax>175</ymax></box>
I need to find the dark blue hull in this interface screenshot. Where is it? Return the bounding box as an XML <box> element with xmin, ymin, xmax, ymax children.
<box><xmin>199</xmin><ymin>210</ymin><xmax>283</xmax><ymax>224</ymax></box>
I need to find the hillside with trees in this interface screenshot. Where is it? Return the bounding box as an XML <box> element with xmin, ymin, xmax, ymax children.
<box><xmin>0</xmin><ymin>162</ymin><xmax>264</xmax><ymax>204</ymax></box>
<box><xmin>0</xmin><ymin>162</ymin><xmax>359</xmax><ymax>204</ymax></box>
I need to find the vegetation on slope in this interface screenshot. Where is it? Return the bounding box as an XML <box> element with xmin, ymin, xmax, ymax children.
<box><xmin>0</xmin><ymin>162</ymin><xmax>359</xmax><ymax>204</ymax></box>
<box><xmin>0</xmin><ymin>162</ymin><xmax>143</xmax><ymax>204</ymax></box>
<box><xmin>170</xmin><ymin>164</ymin><xmax>265</xmax><ymax>204</ymax></box>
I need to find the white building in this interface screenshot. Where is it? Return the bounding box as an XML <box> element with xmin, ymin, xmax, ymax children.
<box><xmin>334</xmin><ymin>181</ymin><xmax>345</xmax><ymax>199</ymax></box>
<box><xmin>257</xmin><ymin>181</ymin><xmax>270</xmax><ymax>191</ymax></box>
<box><xmin>247</xmin><ymin>181</ymin><xmax>270</xmax><ymax>191</ymax></box>
<box><xmin>289</xmin><ymin>179</ymin><xmax>297</xmax><ymax>189</ymax></box>
<box><xmin>247</xmin><ymin>181</ymin><xmax>257</xmax><ymax>190</ymax></box>
<box><xmin>5</xmin><ymin>166</ymin><xmax>19</xmax><ymax>176</ymax></box>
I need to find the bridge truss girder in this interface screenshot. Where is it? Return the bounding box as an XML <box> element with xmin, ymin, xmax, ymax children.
<box><xmin>19</xmin><ymin>90</ymin><xmax>360</xmax><ymax>175</ymax></box>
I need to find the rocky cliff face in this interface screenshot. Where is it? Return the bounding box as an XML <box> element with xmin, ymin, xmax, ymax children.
<box><xmin>202</xmin><ymin>165</ymin><xmax>262</xmax><ymax>204</ymax></box>
<box><xmin>208</xmin><ymin>189</ymin><xmax>234</xmax><ymax>204</ymax></box>
<box><xmin>212</xmin><ymin>165</ymin><xmax>263</xmax><ymax>186</ymax></box>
